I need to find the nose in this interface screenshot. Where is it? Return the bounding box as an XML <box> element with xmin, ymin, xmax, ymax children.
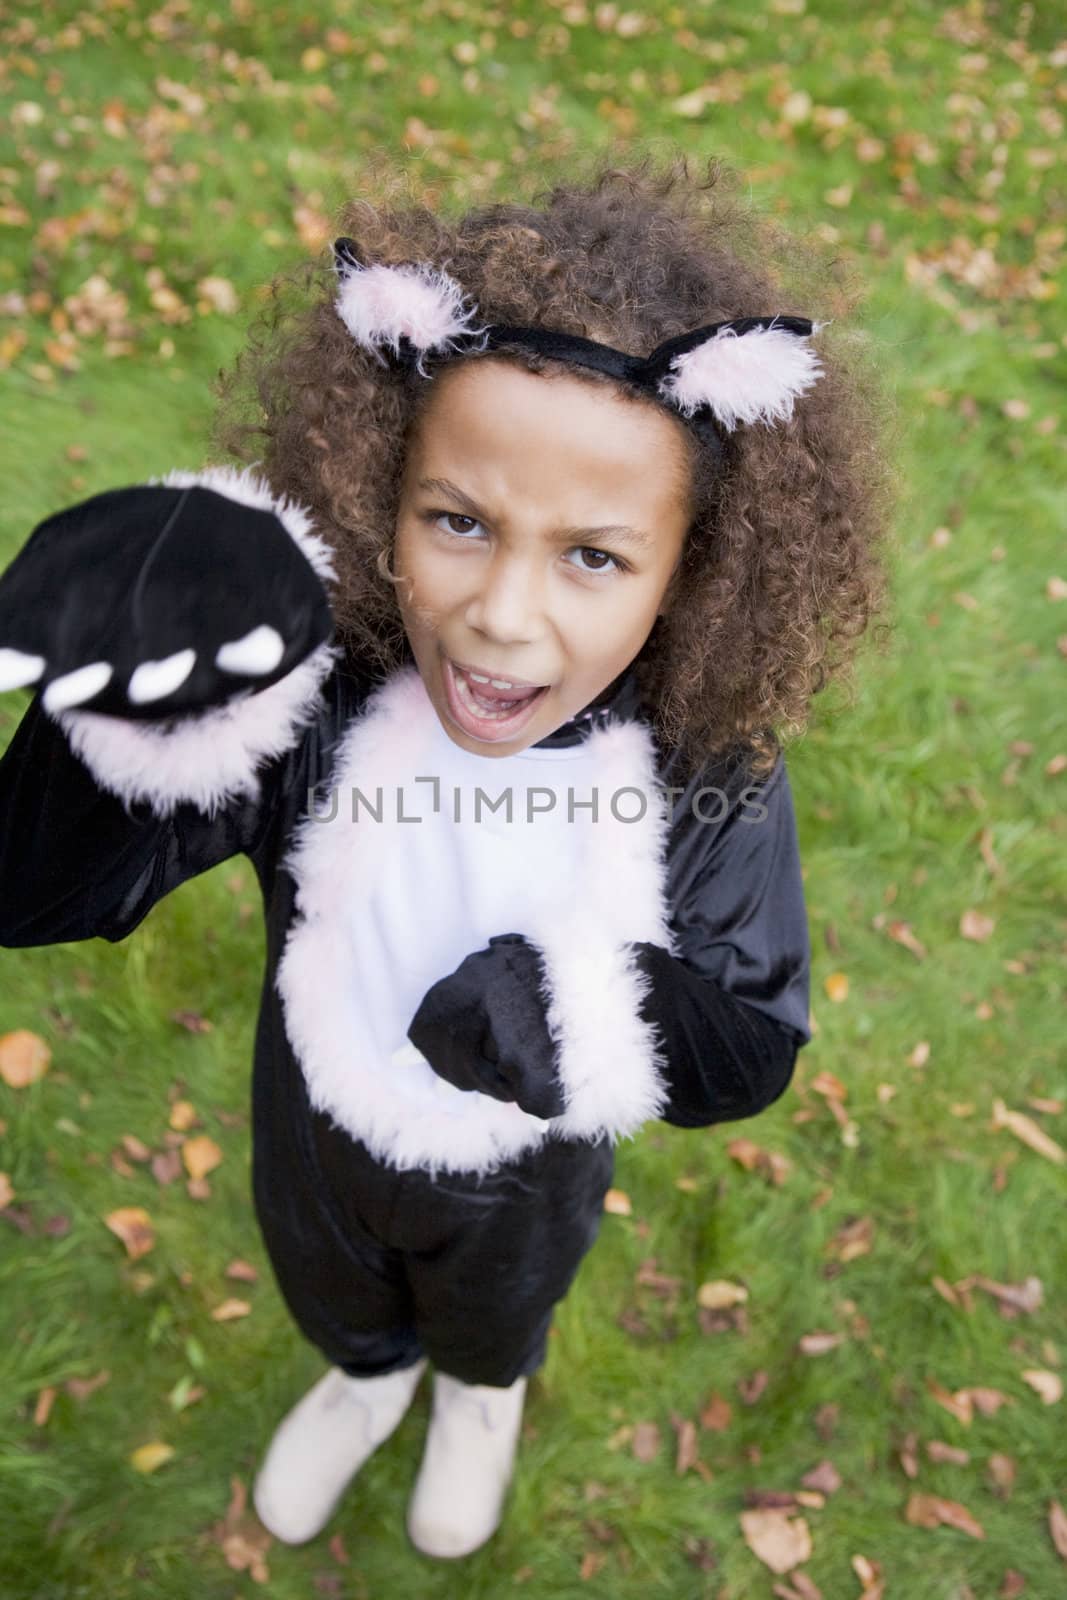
<box><xmin>463</xmin><ymin>549</ymin><xmax>545</xmax><ymax>646</ymax></box>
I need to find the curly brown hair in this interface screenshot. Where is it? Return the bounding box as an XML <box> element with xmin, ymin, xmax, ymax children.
<box><xmin>212</xmin><ymin>146</ymin><xmax>898</xmax><ymax>780</ymax></box>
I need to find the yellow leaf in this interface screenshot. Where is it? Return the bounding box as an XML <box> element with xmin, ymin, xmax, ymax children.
<box><xmin>169</xmin><ymin>1100</ymin><xmax>198</xmax><ymax>1131</ymax></box>
<box><xmin>0</xmin><ymin>1030</ymin><xmax>52</xmax><ymax>1088</ymax></box>
<box><xmin>0</xmin><ymin>1172</ymin><xmax>14</xmax><ymax>1209</ymax></box>
<box><xmin>697</xmin><ymin>1280</ymin><xmax>748</xmax><ymax>1310</ymax></box>
<box><xmin>603</xmin><ymin>1188</ymin><xmax>632</xmax><ymax>1216</ymax></box>
<box><xmin>824</xmin><ymin>972</ymin><xmax>849</xmax><ymax>1002</ymax></box>
<box><xmin>130</xmin><ymin>1442</ymin><xmax>174</xmax><ymax>1474</ymax></box>
<box><xmin>182</xmin><ymin>1135</ymin><xmax>223</xmax><ymax>1181</ymax></box>
<box><xmin>104</xmin><ymin>1207</ymin><xmax>155</xmax><ymax>1260</ymax></box>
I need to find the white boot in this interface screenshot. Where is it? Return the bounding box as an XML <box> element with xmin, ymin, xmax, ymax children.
<box><xmin>253</xmin><ymin>1358</ymin><xmax>427</xmax><ymax>1545</ymax></box>
<box><xmin>406</xmin><ymin>1370</ymin><xmax>528</xmax><ymax>1559</ymax></box>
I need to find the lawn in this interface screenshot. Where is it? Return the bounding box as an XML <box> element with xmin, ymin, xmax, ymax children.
<box><xmin>1</xmin><ymin>2</ymin><xmax>1065</xmax><ymax>1597</ymax></box>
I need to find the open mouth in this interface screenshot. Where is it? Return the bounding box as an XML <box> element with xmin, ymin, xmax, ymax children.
<box><xmin>443</xmin><ymin>657</ymin><xmax>551</xmax><ymax>740</ymax></box>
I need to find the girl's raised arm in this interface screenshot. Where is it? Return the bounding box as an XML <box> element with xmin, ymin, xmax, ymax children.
<box><xmin>0</xmin><ymin>467</ymin><xmax>339</xmax><ymax>947</ymax></box>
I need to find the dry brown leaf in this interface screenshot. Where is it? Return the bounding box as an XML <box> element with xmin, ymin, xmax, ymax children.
<box><xmin>927</xmin><ymin>1380</ymin><xmax>973</xmax><ymax>1425</ymax></box>
<box><xmin>973</xmin><ymin>1275</ymin><xmax>1043</xmax><ymax>1314</ymax></box>
<box><xmin>130</xmin><ymin>1441</ymin><xmax>174</xmax><ymax>1474</ymax></box>
<box><xmin>886</xmin><ymin>920</ymin><xmax>927</xmax><ymax>959</ymax></box>
<box><xmin>965</xmin><ymin>1386</ymin><xmax>1013</xmax><ymax>1417</ymax></box>
<box><xmin>927</xmin><ymin>1440</ymin><xmax>971</xmax><ymax>1465</ymax></box>
<box><xmin>826</xmin><ymin>1216</ymin><xmax>874</xmax><ymax>1262</ymax></box>
<box><xmin>211</xmin><ymin>1299</ymin><xmax>252</xmax><ymax>1322</ymax></box>
<box><xmin>960</xmin><ymin>908</ymin><xmax>995</xmax><ymax>941</ymax></box>
<box><xmin>851</xmin><ymin>1553</ymin><xmax>886</xmax><ymax>1598</ymax></box>
<box><xmin>904</xmin><ymin>1492</ymin><xmax>985</xmax><ymax>1539</ymax></box>
<box><xmin>34</xmin><ymin>1387</ymin><xmax>57</xmax><ymax>1426</ymax></box>
<box><xmin>700</xmin><ymin>1392</ymin><xmax>733</xmax><ymax>1432</ymax></box>
<box><xmin>697</xmin><ymin>1280</ymin><xmax>749</xmax><ymax>1310</ymax></box>
<box><xmin>1021</xmin><ymin>1369</ymin><xmax>1062</xmax><ymax>1405</ymax></box>
<box><xmin>986</xmin><ymin>1453</ymin><xmax>1016</xmax><ymax>1497</ymax></box>
<box><xmin>120</xmin><ymin>1134</ymin><xmax>152</xmax><ymax>1163</ymax></box>
<box><xmin>810</xmin><ymin>1071</ymin><xmax>847</xmax><ymax>1101</ymax></box>
<box><xmin>823</xmin><ymin>972</ymin><xmax>849</xmax><ymax>1003</ymax></box>
<box><xmin>670</xmin><ymin>1414</ymin><xmax>700</xmax><ymax>1475</ymax></box>
<box><xmin>798</xmin><ymin>1331</ymin><xmax>844</xmax><ymax>1356</ymax></box>
<box><xmin>151</xmin><ymin>1148</ymin><xmax>183</xmax><ymax>1186</ymax></box>
<box><xmin>104</xmin><ymin>1207</ymin><xmax>155</xmax><ymax>1260</ymax></box>
<box><xmin>225</xmin><ymin>1259</ymin><xmax>259</xmax><ymax>1282</ymax></box>
<box><xmin>171</xmin><ymin>1010</ymin><xmax>214</xmax><ymax>1033</ymax></box>
<box><xmin>725</xmin><ymin>1137</ymin><xmax>793</xmax><ymax>1185</ymax></box>
<box><xmin>631</xmin><ymin>1420</ymin><xmax>661</xmax><ymax>1463</ymax></box>
<box><xmin>899</xmin><ymin>1431</ymin><xmax>919</xmax><ymax>1479</ymax></box>
<box><xmin>182</xmin><ymin>1135</ymin><xmax>223</xmax><ymax>1181</ymax></box>
<box><xmin>801</xmin><ymin>1460</ymin><xmax>841</xmax><ymax>1495</ymax></box>
<box><xmin>65</xmin><ymin>1370</ymin><xmax>110</xmax><ymax>1402</ymax></box>
<box><xmin>777</xmin><ymin>1573</ymin><xmax>824</xmax><ymax>1600</ymax></box>
<box><xmin>991</xmin><ymin>1099</ymin><xmax>1065</xmax><ymax>1164</ymax></box>
<box><xmin>603</xmin><ymin>1188</ymin><xmax>631</xmax><ymax>1216</ymax></box>
<box><xmin>215</xmin><ymin>1475</ymin><xmax>272</xmax><ymax>1584</ymax></box>
<box><xmin>1049</xmin><ymin>1500</ymin><xmax>1067</xmax><ymax>1561</ymax></box>
<box><xmin>0</xmin><ymin>1030</ymin><xmax>52</xmax><ymax>1088</ymax></box>
<box><xmin>740</xmin><ymin>1508</ymin><xmax>812</xmax><ymax>1574</ymax></box>
<box><xmin>739</xmin><ymin>1371</ymin><xmax>770</xmax><ymax>1405</ymax></box>
<box><xmin>0</xmin><ymin>1172</ymin><xmax>14</xmax><ymax>1210</ymax></box>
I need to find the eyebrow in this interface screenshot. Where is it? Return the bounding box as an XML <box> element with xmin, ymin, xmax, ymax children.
<box><xmin>416</xmin><ymin>476</ymin><xmax>656</xmax><ymax>551</ymax></box>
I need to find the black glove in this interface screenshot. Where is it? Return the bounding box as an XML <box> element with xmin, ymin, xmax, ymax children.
<box><xmin>0</xmin><ymin>481</ymin><xmax>333</xmax><ymax>720</ymax></box>
<box><xmin>406</xmin><ymin>933</ymin><xmax>567</xmax><ymax>1120</ymax></box>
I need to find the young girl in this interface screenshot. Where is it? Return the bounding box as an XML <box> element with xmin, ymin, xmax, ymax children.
<box><xmin>0</xmin><ymin>153</ymin><xmax>891</xmax><ymax>1559</ymax></box>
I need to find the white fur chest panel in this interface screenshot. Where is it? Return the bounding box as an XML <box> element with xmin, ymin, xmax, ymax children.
<box><xmin>275</xmin><ymin>666</ymin><xmax>679</xmax><ymax>1176</ymax></box>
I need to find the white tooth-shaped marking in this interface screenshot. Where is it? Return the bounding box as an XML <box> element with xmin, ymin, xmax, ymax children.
<box><xmin>42</xmin><ymin>662</ymin><xmax>113</xmax><ymax>713</ymax></box>
<box><xmin>215</xmin><ymin>624</ymin><xmax>285</xmax><ymax>676</ymax></box>
<box><xmin>127</xmin><ymin>648</ymin><xmax>196</xmax><ymax>705</ymax></box>
<box><xmin>0</xmin><ymin>647</ymin><xmax>46</xmax><ymax>692</ymax></box>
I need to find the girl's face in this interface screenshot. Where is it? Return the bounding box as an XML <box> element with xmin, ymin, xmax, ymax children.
<box><xmin>393</xmin><ymin>358</ymin><xmax>692</xmax><ymax>759</ymax></box>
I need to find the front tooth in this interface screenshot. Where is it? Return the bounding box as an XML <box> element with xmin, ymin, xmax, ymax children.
<box><xmin>468</xmin><ymin>671</ymin><xmax>491</xmax><ymax>684</ymax></box>
<box><xmin>490</xmin><ymin>678</ymin><xmax>515</xmax><ymax>689</ymax></box>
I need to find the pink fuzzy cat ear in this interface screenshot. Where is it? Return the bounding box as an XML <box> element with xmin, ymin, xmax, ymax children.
<box><xmin>332</xmin><ymin>237</ymin><xmax>488</xmax><ymax>375</ymax></box>
<box><xmin>649</xmin><ymin>315</ymin><xmax>828</xmax><ymax>433</ymax></box>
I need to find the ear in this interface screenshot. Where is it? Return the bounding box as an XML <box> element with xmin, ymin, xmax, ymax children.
<box><xmin>332</xmin><ymin>238</ymin><xmax>487</xmax><ymax>369</ymax></box>
<box><xmin>653</xmin><ymin>316</ymin><xmax>828</xmax><ymax>433</ymax></box>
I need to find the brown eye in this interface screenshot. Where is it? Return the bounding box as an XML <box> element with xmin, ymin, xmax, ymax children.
<box><xmin>565</xmin><ymin>546</ymin><xmax>624</xmax><ymax>577</ymax></box>
<box><xmin>430</xmin><ymin>512</ymin><xmax>483</xmax><ymax>537</ymax></box>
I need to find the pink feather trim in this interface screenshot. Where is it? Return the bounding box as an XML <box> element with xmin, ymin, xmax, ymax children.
<box><xmin>658</xmin><ymin>322</ymin><xmax>825</xmax><ymax>431</ymax></box>
<box><xmin>334</xmin><ymin>261</ymin><xmax>487</xmax><ymax>370</ymax></box>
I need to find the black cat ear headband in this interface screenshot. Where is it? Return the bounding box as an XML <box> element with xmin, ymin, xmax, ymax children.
<box><xmin>331</xmin><ymin>236</ymin><xmax>827</xmax><ymax>458</ymax></box>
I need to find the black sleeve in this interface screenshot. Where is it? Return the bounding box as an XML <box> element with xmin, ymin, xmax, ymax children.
<box><xmin>632</xmin><ymin>940</ymin><xmax>802</xmax><ymax>1128</ymax></box>
<box><xmin>634</xmin><ymin>746</ymin><xmax>812</xmax><ymax>1129</ymax></box>
<box><xmin>0</xmin><ymin>691</ymin><xmax>273</xmax><ymax>947</ymax></box>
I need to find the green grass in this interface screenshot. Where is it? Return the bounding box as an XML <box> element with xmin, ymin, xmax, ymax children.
<box><xmin>1</xmin><ymin>2</ymin><xmax>1065</xmax><ymax>1596</ymax></box>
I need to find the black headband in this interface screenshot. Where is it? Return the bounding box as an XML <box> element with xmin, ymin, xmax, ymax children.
<box><xmin>331</xmin><ymin>236</ymin><xmax>825</xmax><ymax>463</ymax></box>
